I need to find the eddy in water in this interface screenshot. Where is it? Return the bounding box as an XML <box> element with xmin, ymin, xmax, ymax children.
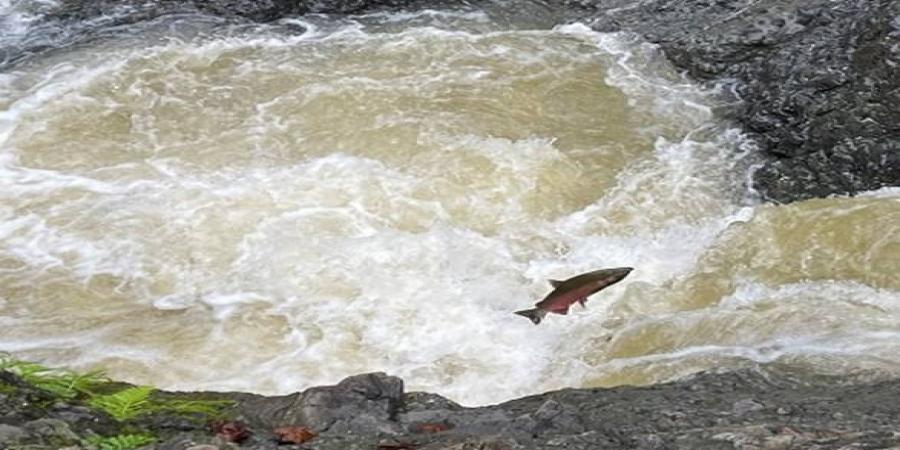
<box><xmin>515</xmin><ymin>267</ymin><xmax>633</xmax><ymax>325</ymax></box>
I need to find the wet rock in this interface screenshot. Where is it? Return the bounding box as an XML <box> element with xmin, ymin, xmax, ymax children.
<box><xmin>762</xmin><ymin>434</ymin><xmax>797</xmax><ymax>450</ymax></box>
<box><xmin>239</xmin><ymin>372</ymin><xmax>404</xmax><ymax>435</ymax></box>
<box><xmin>0</xmin><ymin>424</ymin><xmax>28</xmax><ymax>446</ymax></box>
<box><xmin>377</xmin><ymin>442</ymin><xmax>417</xmax><ymax>450</ymax></box>
<box><xmin>528</xmin><ymin>399</ymin><xmax>586</xmax><ymax>435</ymax></box>
<box><xmin>23</xmin><ymin>418</ymin><xmax>80</xmax><ymax>444</ymax></box>
<box><xmin>633</xmin><ymin>433</ymin><xmax>665</xmax><ymax>450</ymax></box>
<box><xmin>4</xmin><ymin>369</ymin><xmax>900</xmax><ymax>449</ymax></box>
<box><xmin>403</xmin><ymin>392</ymin><xmax>462</xmax><ymax>413</ymax></box>
<box><xmin>732</xmin><ymin>398</ymin><xmax>765</xmax><ymax>416</ymax></box>
<box><xmin>158</xmin><ymin>433</ymin><xmax>214</xmax><ymax>450</ymax></box>
<box><xmin>582</xmin><ymin>0</ymin><xmax>900</xmax><ymax>202</ymax></box>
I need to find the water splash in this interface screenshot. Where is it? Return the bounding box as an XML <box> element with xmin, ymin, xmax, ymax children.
<box><xmin>0</xmin><ymin>9</ymin><xmax>897</xmax><ymax>405</ymax></box>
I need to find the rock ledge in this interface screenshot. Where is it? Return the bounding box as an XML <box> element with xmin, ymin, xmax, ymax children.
<box><xmin>3</xmin><ymin>369</ymin><xmax>900</xmax><ymax>449</ymax></box>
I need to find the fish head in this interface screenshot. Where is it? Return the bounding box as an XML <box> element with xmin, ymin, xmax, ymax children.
<box><xmin>590</xmin><ymin>267</ymin><xmax>633</xmax><ymax>289</ymax></box>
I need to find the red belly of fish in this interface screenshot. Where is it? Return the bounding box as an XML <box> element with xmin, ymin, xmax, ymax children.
<box><xmin>542</xmin><ymin>284</ymin><xmax>596</xmax><ymax>313</ymax></box>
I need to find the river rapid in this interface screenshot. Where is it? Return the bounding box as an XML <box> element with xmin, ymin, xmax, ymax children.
<box><xmin>1</xmin><ymin>1</ymin><xmax>898</xmax><ymax>406</ymax></box>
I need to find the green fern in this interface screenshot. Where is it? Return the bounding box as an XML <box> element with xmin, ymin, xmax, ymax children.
<box><xmin>85</xmin><ymin>433</ymin><xmax>156</xmax><ymax>450</ymax></box>
<box><xmin>0</xmin><ymin>353</ymin><xmax>108</xmax><ymax>399</ymax></box>
<box><xmin>1</xmin><ymin>354</ymin><xmax>233</xmax><ymax>421</ymax></box>
<box><xmin>88</xmin><ymin>386</ymin><xmax>155</xmax><ymax>421</ymax></box>
<box><xmin>89</xmin><ymin>385</ymin><xmax>234</xmax><ymax>421</ymax></box>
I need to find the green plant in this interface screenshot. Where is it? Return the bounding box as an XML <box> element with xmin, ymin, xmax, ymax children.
<box><xmin>159</xmin><ymin>397</ymin><xmax>235</xmax><ymax>417</ymax></box>
<box><xmin>85</xmin><ymin>433</ymin><xmax>156</xmax><ymax>450</ymax></box>
<box><xmin>0</xmin><ymin>353</ymin><xmax>108</xmax><ymax>399</ymax></box>
<box><xmin>88</xmin><ymin>386</ymin><xmax>155</xmax><ymax>421</ymax></box>
<box><xmin>1</xmin><ymin>354</ymin><xmax>234</xmax><ymax>421</ymax></box>
<box><xmin>89</xmin><ymin>385</ymin><xmax>234</xmax><ymax>421</ymax></box>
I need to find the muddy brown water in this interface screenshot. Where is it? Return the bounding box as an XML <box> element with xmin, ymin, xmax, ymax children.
<box><xmin>0</xmin><ymin>8</ymin><xmax>897</xmax><ymax>405</ymax></box>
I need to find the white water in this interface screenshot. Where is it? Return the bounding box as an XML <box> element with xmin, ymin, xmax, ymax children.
<box><xmin>0</xmin><ymin>0</ymin><xmax>58</xmax><ymax>35</ymax></box>
<box><xmin>1</xmin><ymin>8</ymin><xmax>898</xmax><ymax>405</ymax></box>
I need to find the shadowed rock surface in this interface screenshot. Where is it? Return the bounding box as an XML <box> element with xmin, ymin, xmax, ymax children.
<box><xmin>3</xmin><ymin>369</ymin><xmax>900</xmax><ymax>449</ymax></box>
<box><xmin>578</xmin><ymin>0</ymin><xmax>900</xmax><ymax>202</ymax></box>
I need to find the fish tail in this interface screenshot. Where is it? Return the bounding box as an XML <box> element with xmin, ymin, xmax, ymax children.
<box><xmin>514</xmin><ymin>308</ymin><xmax>546</xmax><ymax>325</ymax></box>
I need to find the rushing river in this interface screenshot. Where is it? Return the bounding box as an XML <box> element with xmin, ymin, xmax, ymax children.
<box><xmin>1</xmin><ymin>2</ymin><xmax>898</xmax><ymax>405</ymax></box>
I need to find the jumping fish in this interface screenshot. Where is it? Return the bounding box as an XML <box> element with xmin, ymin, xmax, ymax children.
<box><xmin>514</xmin><ymin>267</ymin><xmax>633</xmax><ymax>325</ymax></box>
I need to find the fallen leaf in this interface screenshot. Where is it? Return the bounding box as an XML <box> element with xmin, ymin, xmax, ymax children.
<box><xmin>274</xmin><ymin>426</ymin><xmax>317</xmax><ymax>444</ymax></box>
<box><xmin>210</xmin><ymin>420</ymin><xmax>251</xmax><ymax>443</ymax></box>
<box><xmin>412</xmin><ymin>422</ymin><xmax>453</xmax><ymax>433</ymax></box>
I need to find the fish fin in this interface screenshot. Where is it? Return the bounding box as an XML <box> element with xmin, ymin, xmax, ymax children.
<box><xmin>549</xmin><ymin>279</ymin><xmax>564</xmax><ymax>288</ymax></box>
<box><xmin>514</xmin><ymin>308</ymin><xmax>546</xmax><ymax>325</ymax></box>
<box><xmin>578</xmin><ymin>298</ymin><xmax>587</xmax><ymax>308</ymax></box>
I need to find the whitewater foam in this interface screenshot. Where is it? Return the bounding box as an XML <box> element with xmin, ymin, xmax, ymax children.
<box><xmin>2</xmin><ymin>10</ymin><xmax>895</xmax><ymax>406</ymax></box>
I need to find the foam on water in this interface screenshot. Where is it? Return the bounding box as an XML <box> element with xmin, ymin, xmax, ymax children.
<box><xmin>1</xmin><ymin>9</ymin><xmax>897</xmax><ymax>405</ymax></box>
<box><xmin>0</xmin><ymin>0</ymin><xmax>58</xmax><ymax>37</ymax></box>
<box><xmin>584</xmin><ymin>279</ymin><xmax>900</xmax><ymax>386</ymax></box>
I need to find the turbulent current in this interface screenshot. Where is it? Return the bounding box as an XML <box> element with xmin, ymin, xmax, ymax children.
<box><xmin>1</xmin><ymin>4</ymin><xmax>898</xmax><ymax>405</ymax></box>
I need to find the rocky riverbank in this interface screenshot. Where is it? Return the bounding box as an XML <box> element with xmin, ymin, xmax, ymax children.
<box><xmin>3</xmin><ymin>367</ymin><xmax>900</xmax><ymax>449</ymax></box>
<box><xmin>2</xmin><ymin>1</ymin><xmax>898</xmax><ymax>449</ymax></box>
<box><xmin>578</xmin><ymin>0</ymin><xmax>900</xmax><ymax>202</ymax></box>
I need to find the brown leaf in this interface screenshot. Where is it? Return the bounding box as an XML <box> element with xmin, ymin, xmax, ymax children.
<box><xmin>273</xmin><ymin>426</ymin><xmax>317</xmax><ymax>444</ymax></box>
<box><xmin>412</xmin><ymin>422</ymin><xmax>453</xmax><ymax>433</ymax></box>
<box><xmin>210</xmin><ymin>420</ymin><xmax>251</xmax><ymax>443</ymax></box>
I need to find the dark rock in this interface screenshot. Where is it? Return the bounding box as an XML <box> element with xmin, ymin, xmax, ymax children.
<box><xmin>238</xmin><ymin>372</ymin><xmax>405</xmax><ymax>435</ymax></box>
<box><xmin>527</xmin><ymin>399</ymin><xmax>587</xmax><ymax>435</ymax></box>
<box><xmin>4</xmin><ymin>369</ymin><xmax>900</xmax><ymax>449</ymax></box>
<box><xmin>0</xmin><ymin>373</ymin><xmax>115</xmax><ymax>443</ymax></box>
<box><xmin>23</xmin><ymin>418</ymin><xmax>80</xmax><ymax>444</ymax></box>
<box><xmin>403</xmin><ymin>392</ymin><xmax>462</xmax><ymax>413</ymax></box>
<box><xmin>579</xmin><ymin>0</ymin><xmax>900</xmax><ymax>202</ymax></box>
<box><xmin>0</xmin><ymin>0</ymin><xmax>471</xmax><ymax>70</ymax></box>
<box><xmin>732</xmin><ymin>398</ymin><xmax>765</xmax><ymax>416</ymax></box>
<box><xmin>158</xmin><ymin>433</ymin><xmax>216</xmax><ymax>450</ymax></box>
<box><xmin>0</xmin><ymin>424</ymin><xmax>28</xmax><ymax>446</ymax></box>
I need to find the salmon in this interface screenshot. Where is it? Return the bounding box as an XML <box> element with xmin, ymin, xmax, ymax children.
<box><xmin>514</xmin><ymin>267</ymin><xmax>633</xmax><ymax>325</ymax></box>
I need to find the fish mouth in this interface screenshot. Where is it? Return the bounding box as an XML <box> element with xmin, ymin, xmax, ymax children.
<box><xmin>608</xmin><ymin>267</ymin><xmax>634</xmax><ymax>282</ymax></box>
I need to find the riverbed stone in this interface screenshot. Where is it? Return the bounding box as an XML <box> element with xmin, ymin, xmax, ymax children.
<box><xmin>0</xmin><ymin>424</ymin><xmax>27</xmax><ymax>445</ymax></box>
